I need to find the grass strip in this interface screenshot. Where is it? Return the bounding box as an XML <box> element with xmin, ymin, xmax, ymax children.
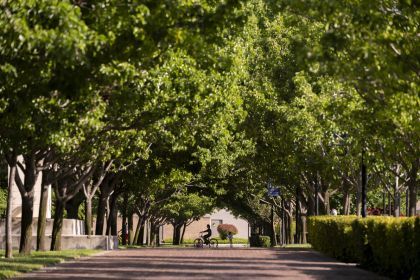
<box><xmin>0</xmin><ymin>249</ymin><xmax>100</xmax><ymax>279</ymax></box>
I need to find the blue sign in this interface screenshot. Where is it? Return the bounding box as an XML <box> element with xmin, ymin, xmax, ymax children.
<box><xmin>267</xmin><ymin>185</ymin><xmax>280</xmax><ymax>197</ymax></box>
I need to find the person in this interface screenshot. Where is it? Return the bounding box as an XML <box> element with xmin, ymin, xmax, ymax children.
<box><xmin>200</xmin><ymin>224</ymin><xmax>212</xmax><ymax>244</ymax></box>
<box><xmin>227</xmin><ymin>231</ymin><xmax>233</xmax><ymax>248</ymax></box>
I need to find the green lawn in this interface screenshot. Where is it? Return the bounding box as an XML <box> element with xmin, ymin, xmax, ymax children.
<box><xmin>0</xmin><ymin>249</ymin><xmax>100</xmax><ymax>279</ymax></box>
<box><xmin>279</xmin><ymin>243</ymin><xmax>312</xmax><ymax>249</ymax></box>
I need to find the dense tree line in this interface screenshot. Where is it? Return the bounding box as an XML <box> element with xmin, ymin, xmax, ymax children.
<box><xmin>0</xmin><ymin>0</ymin><xmax>418</xmax><ymax>257</ymax></box>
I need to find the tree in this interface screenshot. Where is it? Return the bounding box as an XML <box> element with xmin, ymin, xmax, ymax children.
<box><xmin>0</xmin><ymin>0</ymin><xmax>100</xmax><ymax>254</ymax></box>
<box><xmin>162</xmin><ymin>193</ymin><xmax>214</xmax><ymax>245</ymax></box>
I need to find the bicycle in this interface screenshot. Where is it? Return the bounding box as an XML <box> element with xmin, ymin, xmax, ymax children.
<box><xmin>193</xmin><ymin>235</ymin><xmax>218</xmax><ymax>248</ymax></box>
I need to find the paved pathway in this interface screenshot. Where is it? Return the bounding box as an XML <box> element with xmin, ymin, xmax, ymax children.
<box><xmin>16</xmin><ymin>248</ymin><xmax>387</xmax><ymax>280</ymax></box>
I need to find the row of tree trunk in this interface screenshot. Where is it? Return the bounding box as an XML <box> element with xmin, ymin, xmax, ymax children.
<box><xmin>4</xmin><ymin>152</ymin><xmax>120</xmax><ymax>256</ymax></box>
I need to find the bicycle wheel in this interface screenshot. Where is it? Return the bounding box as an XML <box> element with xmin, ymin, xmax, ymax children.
<box><xmin>209</xmin><ymin>239</ymin><xmax>218</xmax><ymax>248</ymax></box>
<box><xmin>193</xmin><ymin>238</ymin><xmax>204</xmax><ymax>248</ymax></box>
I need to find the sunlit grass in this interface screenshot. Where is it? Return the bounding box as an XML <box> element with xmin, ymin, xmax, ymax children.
<box><xmin>0</xmin><ymin>249</ymin><xmax>100</xmax><ymax>279</ymax></box>
<box><xmin>279</xmin><ymin>243</ymin><xmax>312</xmax><ymax>249</ymax></box>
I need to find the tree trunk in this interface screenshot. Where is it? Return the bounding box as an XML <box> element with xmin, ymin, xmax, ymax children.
<box><xmin>133</xmin><ymin>216</ymin><xmax>141</xmax><ymax>244</ymax></box>
<box><xmin>138</xmin><ymin>219</ymin><xmax>145</xmax><ymax>245</ymax></box>
<box><xmin>180</xmin><ymin>222</ymin><xmax>187</xmax><ymax>244</ymax></box>
<box><xmin>95</xmin><ymin>174</ymin><xmax>118</xmax><ymax>235</ymax></box>
<box><xmin>65</xmin><ymin>191</ymin><xmax>84</xmax><ymax>219</ymax></box>
<box><xmin>394</xmin><ymin>172</ymin><xmax>401</xmax><ymax>217</ymax></box>
<box><xmin>356</xmin><ymin>182</ymin><xmax>362</xmax><ymax>216</ymax></box>
<box><xmin>383</xmin><ymin>189</ymin><xmax>386</xmax><ymax>215</ymax></box>
<box><xmin>51</xmin><ymin>199</ymin><xmax>65</xmax><ymax>251</ymax></box>
<box><xmin>388</xmin><ymin>192</ymin><xmax>392</xmax><ymax>215</ymax></box>
<box><xmin>20</xmin><ymin>195</ymin><xmax>34</xmax><ymax>255</ymax></box>
<box><xmin>150</xmin><ymin>222</ymin><xmax>156</xmax><ymax>246</ymax></box>
<box><xmin>146</xmin><ymin>219</ymin><xmax>151</xmax><ymax>246</ymax></box>
<box><xmin>95</xmin><ymin>196</ymin><xmax>107</xmax><ymax>235</ymax></box>
<box><xmin>323</xmin><ymin>191</ymin><xmax>330</xmax><ymax>215</ymax></box>
<box><xmin>286</xmin><ymin>212</ymin><xmax>293</xmax><ymax>244</ymax></box>
<box><xmin>270</xmin><ymin>205</ymin><xmax>276</xmax><ymax>247</ymax></box>
<box><xmin>128</xmin><ymin>211</ymin><xmax>134</xmax><ymax>245</ymax></box>
<box><xmin>37</xmin><ymin>181</ymin><xmax>49</xmax><ymax>251</ymax></box>
<box><xmin>106</xmin><ymin>192</ymin><xmax>118</xmax><ymax>236</ymax></box>
<box><xmin>394</xmin><ymin>192</ymin><xmax>400</xmax><ymax>217</ymax></box>
<box><xmin>301</xmin><ymin>214</ymin><xmax>307</xmax><ymax>244</ymax></box>
<box><xmin>342</xmin><ymin>181</ymin><xmax>351</xmax><ymax>215</ymax></box>
<box><xmin>5</xmin><ymin>156</ymin><xmax>17</xmax><ymax>258</ymax></box>
<box><xmin>156</xmin><ymin>226</ymin><xmax>160</xmax><ymax>247</ymax></box>
<box><xmin>85</xmin><ymin>198</ymin><xmax>93</xmax><ymax>236</ymax></box>
<box><xmin>172</xmin><ymin>223</ymin><xmax>182</xmax><ymax>245</ymax></box>
<box><xmin>408</xmin><ymin>164</ymin><xmax>418</xmax><ymax>217</ymax></box>
<box><xmin>121</xmin><ymin>195</ymin><xmax>128</xmax><ymax>245</ymax></box>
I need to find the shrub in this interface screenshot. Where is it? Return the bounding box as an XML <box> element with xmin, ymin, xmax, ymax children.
<box><xmin>308</xmin><ymin>215</ymin><xmax>419</xmax><ymax>279</ymax></box>
<box><xmin>249</xmin><ymin>235</ymin><xmax>270</xmax><ymax>247</ymax></box>
<box><xmin>217</xmin><ymin>224</ymin><xmax>238</xmax><ymax>240</ymax></box>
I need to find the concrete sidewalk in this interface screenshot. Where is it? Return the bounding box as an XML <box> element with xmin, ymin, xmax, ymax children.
<box><xmin>16</xmin><ymin>247</ymin><xmax>388</xmax><ymax>280</ymax></box>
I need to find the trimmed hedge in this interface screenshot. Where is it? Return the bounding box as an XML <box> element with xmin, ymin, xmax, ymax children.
<box><xmin>308</xmin><ymin>216</ymin><xmax>420</xmax><ymax>279</ymax></box>
<box><xmin>249</xmin><ymin>235</ymin><xmax>270</xmax><ymax>247</ymax></box>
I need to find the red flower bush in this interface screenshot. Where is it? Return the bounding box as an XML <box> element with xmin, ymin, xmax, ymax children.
<box><xmin>217</xmin><ymin>224</ymin><xmax>238</xmax><ymax>239</ymax></box>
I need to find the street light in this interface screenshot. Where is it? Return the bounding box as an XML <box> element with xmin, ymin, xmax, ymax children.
<box><xmin>361</xmin><ymin>148</ymin><xmax>367</xmax><ymax>218</ymax></box>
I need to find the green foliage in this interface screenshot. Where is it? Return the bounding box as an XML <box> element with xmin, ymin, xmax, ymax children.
<box><xmin>249</xmin><ymin>235</ymin><xmax>270</xmax><ymax>248</ymax></box>
<box><xmin>308</xmin><ymin>216</ymin><xmax>419</xmax><ymax>279</ymax></box>
<box><xmin>217</xmin><ymin>224</ymin><xmax>238</xmax><ymax>240</ymax></box>
<box><xmin>0</xmin><ymin>188</ymin><xmax>6</xmax><ymax>217</ymax></box>
<box><xmin>162</xmin><ymin>193</ymin><xmax>215</xmax><ymax>225</ymax></box>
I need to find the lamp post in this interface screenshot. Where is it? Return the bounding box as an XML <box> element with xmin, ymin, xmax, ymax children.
<box><xmin>361</xmin><ymin>148</ymin><xmax>367</xmax><ymax>217</ymax></box>
<box><xmin>361</xmin><ymin>148</ymin><xmax>367</xmax><ymax>218</ymax></box>
<box><xmin>315</xmin><ymin>171</ymin><xmax>319</xmax><ymax>216</ymax></box>
<box><xmin>267</xmin><ymin>181</ymin><xmax>280</xmax><ymax>247</ymax></box>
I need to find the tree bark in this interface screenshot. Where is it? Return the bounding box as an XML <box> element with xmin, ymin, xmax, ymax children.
<box><xmin>20</xmin><ymin>195</ymin><xmax>34</xmax><ymax>255</ymax></box>
<box><xmin>106</xmin><ymin>192</ymin><xmax>118</xmax><ymax>236</ymax></box>
<box><xmin>85</xmin><ymin>198</ymin><xmax>93</xmax><ymax>236</ymax></box>
<box><xmin>128</xmin><ymin>211</ymin><xmax>134</xmax><ymax>245</ymax></box>
<box><xmin>388</xmin><ymin>192</ymin><xmax>392</xmax><ymax>215</ymax></box>
<box><xmin>408</xmin><ymin>163</ymin><xmax>418</xmax><ymax>217</ymax></box>
<box><xmin>150</xmin><ymin>222</ymin><xmax>156</xmax><ymax>247</ymax></box>
<box><xmin>95</xmin><ymin>173</ymin><xmax>118</xmax><ymax>235</ymax></box>
<box><xmin>36</xmin><ymin>180</ymin><xmax>49</xmax><ymax>251</ymax></box>
<box><xmin>51</xmin><ymin>199</ymin><xmax>65</xmax><ymax>251</ymax></box>
<box><xmin>173</xmin><ymin>223</ymin><xmax>183</xmax><ymax>245</ymax></box>
<box><xmin>394</xmin><ymin>171</ymin><xmax>401</xmax><ymax>217</ymax></box>
<box><xmin>121</xmin><ymin>194</ymin><xmax>128</xmax><ymax>245</ymax></box>
<box><xmin>180</xmin><ymin>222</ymin><xmax>187</xmax><ymax>244</ymax></box>
<box><xmin>323</xmin><ymin>191</ymin><xmax>330</xmax><ymax>215</ymax></box>
<box><xmin>5</xmin><ymin>154</ymin><xmax>17</xmax><ymax>258</ymax></box>
<box><xmin>342</xmin><ymin>180</ymin><xmax>351</xmax><ymax>215</ymax></box>
<box><xmin>270</xmin><ymin>205</ymin><xmax>276</xmax><ymax>247</ymax></box>
<box><xmin>301</xmin><ymin>213</ymin><xmax>307</xmax><ymax>244</ymax></box>
<box><xmin>17</xmin><ymin>156</ymin><xmax>38</xmax><ymax>254</ymax></box>
<box><xmin>356</xmin><ymin>182</ymin><xmax>362</xmax><ymax>216</ymax></box>
<box><xmin>65</xmin><ymin>191</ymin><xmax>84</xmax><ymax>219</ymax></box>
<box><xmin>95</xmin><ymin>195</ymin><xmax>107</xmax><ymax>235</ymax></box>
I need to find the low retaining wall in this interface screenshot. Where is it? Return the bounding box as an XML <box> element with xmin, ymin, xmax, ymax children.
<box><xmin>0</xmin><ymin>235</ymin><xmax>118</xmax><ymax>250</ymax></box>
<box><xmin>0</xmin><ymin>218</ymin><xmax>85</xmax><ymax>236</ymax></box>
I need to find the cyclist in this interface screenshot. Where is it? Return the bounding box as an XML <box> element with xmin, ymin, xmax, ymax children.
<box><xmin>200</xmin><ymin>224</ymin><xmax>212</xmax><ymax>245</ymax></box>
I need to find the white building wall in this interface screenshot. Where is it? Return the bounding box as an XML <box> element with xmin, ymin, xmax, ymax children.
<box><xmin>208</xmin><ymin>209</ymin><xmax>249</xmax><ymax>239</ymax></box>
